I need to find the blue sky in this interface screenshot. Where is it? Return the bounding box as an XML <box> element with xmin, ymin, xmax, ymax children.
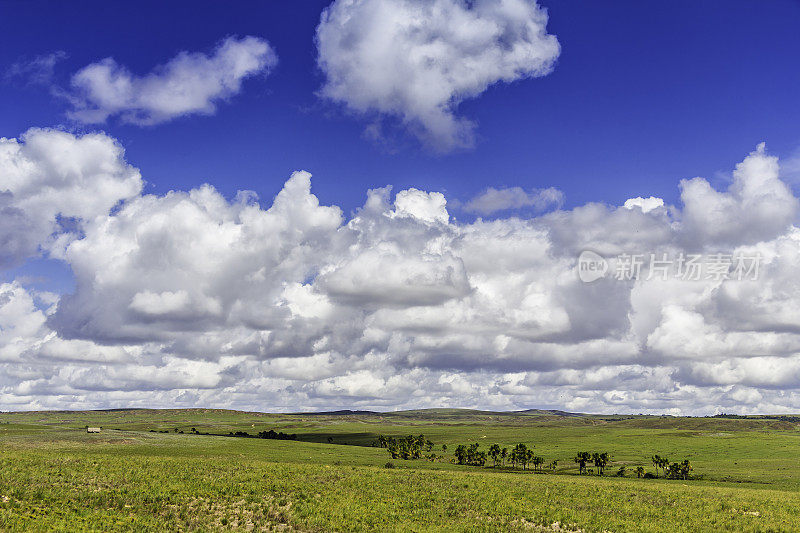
<box><xmin>3</xmin><ymin>1</ymin><xmax>800</xmax><ymax>414</ymax></box>
<box><xmin>3</xmin><ymin>0</ymin><xmax>799</xmax><ymax>214</ymax></box>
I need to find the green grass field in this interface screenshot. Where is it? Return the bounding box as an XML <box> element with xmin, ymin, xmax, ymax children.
<box><xmin>1</xmin><ymin>408</ymin><xmax>799</xmax><ymax>531</ymax></box>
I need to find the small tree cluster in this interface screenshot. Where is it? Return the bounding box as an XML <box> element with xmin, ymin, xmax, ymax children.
<box><xmin>592</xmin><ymin>452</ymin><xmax>610</xmax><ymax>475</ymax></box>
<box><xmin>486</xmin><ymin>443</ymin><xmax>546</xmax><ymax>470</ymax></box>
<box><xmin>488</xmin><ymin>444</ymin><xmax>504</xmax><ymax>467</ymax></box>
<box><xmin>665</xmin><ymin>459</ymin><xmax>693</xmax><ymax>480</ymax></box>
<box><xmin>647</xmin><ymin>455</ymin><xmax>693</xmax><ymax>479</ymax></box>
<box><xmin>574</xmin><ymin>451</ymin><xmax>611</xmax><ymax>475</ymax></box>
<box><xmin>574</xmin><ymin>451</ymin><xmax>590</xmax><ymax>474</ymax></box>
<box><xmin>379</xmin><ymin>435</ymin><xmax>434</xmax><ymax>460</ymax></box>
<box><xmin>651</xmin><ymin>455</ymin><xmax>668</xmax><ymax>477</ymax></box>
<box><xmin>225</xmin><ymin>429</ymin><xmax>297</xmax><ymax>440</ymax></box>
<box><xmin>510</xmin><ymin>443</ymin><xmax>532</xmax><ymax>469</ymax></box>
<box><xmin>454</xmin><ymin>443</ymin><xmax>487</xmax><ymax>466</ymax></box>
<box><xmin>257</xmin><ymin>429</ymin><xmax>297</xmax><ymax>440</ymax></box>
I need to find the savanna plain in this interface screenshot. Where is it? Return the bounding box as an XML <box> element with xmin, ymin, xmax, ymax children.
<box><xmin>1</xmin><ymin>408</ymin><xmax>799</xmax><ymax>532</ymax></box>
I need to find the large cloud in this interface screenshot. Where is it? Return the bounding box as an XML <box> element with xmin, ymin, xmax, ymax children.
<box><xmin>0</xmin><ymin>128</ymin><xmax>142</xmax><ymax>268</ymax></box>
<box><xmin>3</xmin><ymin>130</ymin><xmax>800</xmax><ymax>415</ymax></box>
<box><xmin>49</xmin><ymin>172</ymin><xmax>343</xmax><ymax>345</ymax></box>
<box><xmin>680</xmin><ymin>143</ymin><xmax>798</xmax><ymax>247</ymax></box>
<box><xmin>315</xmin><ymin>0</ymin><xmax>560</xmax><ymax>151</ymax></box>
<box><xmin>67</xmin><ymin>36</ymin><xmax>277</xmax><ymax>125</ymax></box>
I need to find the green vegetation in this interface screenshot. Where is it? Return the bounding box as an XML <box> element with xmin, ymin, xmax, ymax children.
<box><xmin>377</xmin><ymin>434</ymin><xmax>433</xmax><ymax>459</ymax></box>
<box><xmin>1</xmin><ymin>408</ymin><xmax>800</xmax><ymax>531</ymax></box>
<box><xmin>454</xmin><ymin>442</ymin><xmax>486</xmax><ymax>466</ymax></box>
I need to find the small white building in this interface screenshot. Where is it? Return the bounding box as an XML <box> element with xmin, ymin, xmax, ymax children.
<box><xmin>87</xmin><ymin>427</ymin><xmax>101</xmax><ymax>433</ymax></box>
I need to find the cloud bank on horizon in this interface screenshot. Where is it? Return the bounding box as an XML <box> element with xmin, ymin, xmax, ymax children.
<box><xmin>2</xmin><ymin>127</ymin><xmax>800</xmax><ymax>415</ymax></box>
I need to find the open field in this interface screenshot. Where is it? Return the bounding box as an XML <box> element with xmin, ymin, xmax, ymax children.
<box><xmin>1</xmin><ymin>409</ymin><xmax>799</xmax><ymax>531</ymax></box>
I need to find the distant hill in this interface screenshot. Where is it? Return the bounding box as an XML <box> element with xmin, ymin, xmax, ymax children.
<box><xmin>3</xmin><ymin>406</ymin><xmax>799</xmax><ymax>421</ymax></box>
<box><xmin>514</xmin><ymin>409</ymin><xmax>588</xmax><ymax>417</ymax></box>
<box><xmin>289</xmin><ymin>409</ymin><xmax>379</xmax><ymax>416</ymax></box>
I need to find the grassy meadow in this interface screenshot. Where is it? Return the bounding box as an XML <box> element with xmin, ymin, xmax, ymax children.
<box><xmin>1</xmin><ymin>408</ymin><xmax>799</xmax><ymax>531</ymax></box>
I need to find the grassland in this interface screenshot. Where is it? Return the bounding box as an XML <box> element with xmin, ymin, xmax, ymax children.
<box><xmin>1</xmin><ymin>408</ymin><xmax>799</xmax><ymax>531</ymax></box>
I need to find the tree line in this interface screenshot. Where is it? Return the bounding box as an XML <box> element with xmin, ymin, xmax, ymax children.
<box><xmin>225</xmin><ymin>429</ymin><xmax>298</xmax><ymax>440</ymax></box>
<box><xmin>377</xmin><ymin>435</ymin><xmax>695</xmax><ymax>479</ymax></box>
<box><xmin>712</xmin><ymin>413</ymin><xmax>800</xmax><ymax>423</ymax></box>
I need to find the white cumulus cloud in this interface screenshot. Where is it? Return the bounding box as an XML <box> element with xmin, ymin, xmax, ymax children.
<box><xmin>680</xmin><ymin>143</ymin><xmax>798</xmax><ymax>246</ymax></box>
<box><xmin>316</xmin><ymin>0</ymin><xmax>560</xmax><ymax>151</ymax></box>
<box><xmin>67</xmin><ymin>36</ymin><xmax>277</xmax><ymax>125</ymax></box>
<box><xmin>624</xmin><ymin>196</ymin><xmax>664</xmax><ymax>213</ymax></box>
<box><xmin>0</xmin><ymin>128</ymin><xmax>142</xmax><ymax>268</ymax></box>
